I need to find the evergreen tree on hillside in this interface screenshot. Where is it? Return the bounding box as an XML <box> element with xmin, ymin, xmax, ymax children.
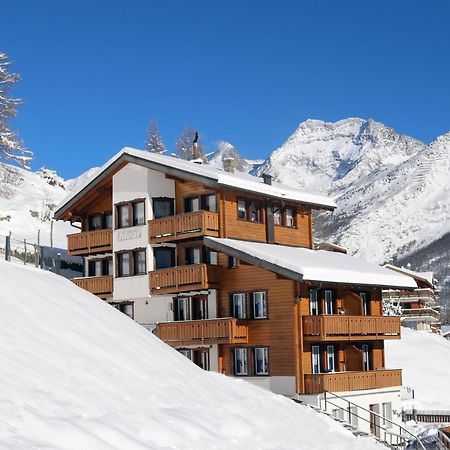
<box><xmin>0</xmin><ymin>52</ymin><xmax>32</xmax><ymax>168</ymax></box>
<box><xmin>145</xmin><ymin>120</ymin><xmax>167</xmax><ymax>154</ymax></box>
<box><xmin>176</xmin><ymin>127</ymin><xmax>207</xmax><ymax>162</ymax></box>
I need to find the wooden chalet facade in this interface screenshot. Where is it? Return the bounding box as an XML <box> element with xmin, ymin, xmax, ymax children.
<box><xmin>54</xmin><ymin>148</ymin><xmax>417</xmax><ymax>435</ymax></box>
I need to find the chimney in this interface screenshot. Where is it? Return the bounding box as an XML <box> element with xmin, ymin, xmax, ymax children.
<box><xmin>262</xmin><ymin>173</ymin><xmax>272</xmax><ymax>185</ymax></box>
<box><xmin>192</xmin><ymin>131</ymin><xmax>201</xmax><ymax>160</ymax></box>
<box><xmin>223</xmin><ymin>157</ymin><xmax>235</xmax><ymax>173</ymax></box>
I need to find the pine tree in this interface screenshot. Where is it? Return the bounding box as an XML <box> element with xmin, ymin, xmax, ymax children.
<box><xmin>176</xmin><ymin>127</ymin><xmax>207</xmax><ymax>162</ymax></box>
<box><xmin>145</xmin><ymin>120</ymin><xmax>167</xmax><ymax>154</ymax></box>
<box><xmin>0</xmin><ymin>52</ymin><xmax>32</xmax><ymax>168</ymax></box>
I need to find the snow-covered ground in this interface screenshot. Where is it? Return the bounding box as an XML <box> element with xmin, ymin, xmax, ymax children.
<box><xmin>0</xmin><ymin>260</ymin><xmax>382</xmax><ymax>449</ymax></box>
<box><xmin>386</xmin><ymin>327</ymin><xmax>450</xmax><ymax>411</ymax></box>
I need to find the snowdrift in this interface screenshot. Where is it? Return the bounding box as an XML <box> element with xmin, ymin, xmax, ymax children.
<box><xmin>0</xmin><ymin>261</ymin><xmax>381</xmax><ymax>449</ymax></box>
<box><xmin>386</xmin><ymin>327</ymin><xmax>450</xmax><ymax>410</ymax></box>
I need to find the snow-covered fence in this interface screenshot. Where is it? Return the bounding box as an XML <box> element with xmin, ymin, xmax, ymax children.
<box><xmin>403</xmin><ymin>409</ymin><xmax>450</xmax><ymax>423</ymax></box>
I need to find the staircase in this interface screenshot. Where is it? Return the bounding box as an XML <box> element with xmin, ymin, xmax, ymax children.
<box><xmin>295</xmin><ymin>391</ymin><xmax>426</xmax><ymax>450</ymax></box>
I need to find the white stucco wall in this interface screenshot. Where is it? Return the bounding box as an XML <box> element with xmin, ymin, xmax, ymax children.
<box><xmin>245</xmin><ymin>376</ymin><xmax>297</xmax><ymax>397</ymax></box>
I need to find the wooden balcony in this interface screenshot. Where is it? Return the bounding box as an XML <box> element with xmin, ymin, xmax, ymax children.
<box><xmin>302</xmin><ymin>315</ymin><xmax>401</xmax><ymax>341</ymax></box>
<box><xmin>156</xmin><ymin>318</ymin><xmax>248</xmax><ymax>346</ymax></box>
<box><xmin>148</xmin><ymin>211</ymin><xmax>219</xmax><ymax>244</ymax></box>
<box><xmin>401</xmin><ymin>307</ymin><xmax>440</xmax><ymax>321</ymax></box>
<box><xmin>304</xmin><ymin>369</ymin><xmax>402</xmax><ymax>394</ymax></box>
<box><xmin>67</xmin><ymin>229</ymin><xmax>112</xmax><ymax>256</ymax></box>
<box><xmin>150</xmin><ymin>263</ymin><xmax>221</xmax><ymax>294</ymax></box>
<box><xmin>72</xmin><ymin>276</ymin><xmax>113</xmax><ymax>298</ymax></box>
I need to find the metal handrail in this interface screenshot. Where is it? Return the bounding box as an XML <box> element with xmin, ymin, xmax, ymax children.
<box><xmin>324</xmin><ymin>391</ymin><xmax>426</xmax><ymax>450</ymax></box>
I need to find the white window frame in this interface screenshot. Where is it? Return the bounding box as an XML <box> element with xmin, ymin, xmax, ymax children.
<box><xmin>253</xmin><ymin>291</ymin><xmax>267</xmax><ymax>319</ymax></box>
<box><xmin>254</xmin><ymin>347</ymin><xmax>269</xmax><ymax>375</ymax></box>
<box><xmin>382</xmin><ymin>402</ymin><xmax>392</xmax><ymax>428</ymax></box>
<box><xmin>234</xmin><ymin>348</ymin><xmax>248</xmax><ymax>375</ymax></box>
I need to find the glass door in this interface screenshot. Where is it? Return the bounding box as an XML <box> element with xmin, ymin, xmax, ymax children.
<box><xmin>312</xmin><ymin>345</ymin><xmax>321</xmax><ymax>374</ymax></box>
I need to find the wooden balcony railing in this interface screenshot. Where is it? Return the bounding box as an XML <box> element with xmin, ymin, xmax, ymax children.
<box><xmin>67</xmin><ymin>229</ymin><xmax>112</xmax><ymax>256</ymax></box>
<box><xmin>148</xmin><ymin>211</ymin><xmax>219</xmax><ymax>243</ymax></box>
<box><xmin>304</xmin><ymin>369</ymin><xmax>402</xmax><ymax>394</ymax></box>
<box><xmin>383</xmin><ymin>288</ymin><xmax>437</xmax><ymax>302</ymax></box>
<box><xmin>72</xmin><ymin>275</ymin><xmax>113</xmax><ymax>298</ymax></box>
<box><xmin>156</xmin><ymin>318</ymin><xmax>248</xmax><ymax>346</ymax></box>
<box><xmin>149</xmin><ymin>263</ymin><xmax>221</xmax><ymax>295</ymax></box>
<box><xmin>302</xmin><ymin>315</ymin><xmax>401</xmax><ymax>341</ymax></box>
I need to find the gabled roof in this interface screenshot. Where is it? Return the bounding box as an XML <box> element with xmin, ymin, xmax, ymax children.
<box><xmin>54</xmin><ymin>148</ymin><xmax>336</xmax><ymax>220</ymax></box>
<box><xmin>204</xmin><ymin>237</ymin><xmax>417</xmax><ymax>289</ymax></box>
<box><xmin>384</xmin><ymin>264</ymin><xmax>434</xmax><ymax>289</ymax></box>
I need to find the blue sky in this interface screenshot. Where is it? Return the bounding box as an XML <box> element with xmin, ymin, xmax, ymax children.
<box><xmin>2</xmin><ymin>0</ymin><xmax>450</xmax><ymax>178</ymax></box>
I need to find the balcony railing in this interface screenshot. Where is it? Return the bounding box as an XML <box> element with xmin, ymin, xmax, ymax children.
<box><xmin>401</xmin><ymin>308</ymin><xmax>440</xmax><ymax>321</ymax></box>
<box><xmin>302</xmin><ymin>315</ymin><xmax>401</xmax><ymax>341</ymax></box>
<box><xmin>67</xmin><ymin>229</ymin><xmax>112</xmax><ymax>256</ymax></box>
<box><xmin>148</xmin><ymin>211</ymin><xmax>220</xmax><ymax>243</ymax></box>
<box><xmin>156</xmin><ymin>318</ymin><xmax>248</xmax><ymax>346</ymax></box>
<box><xmin>304</xmin><ymin>369</ymin><xmax>402</xmax><ymax>394</ymax></box>
<box><xmin>149</xmin><ymin>263</ymin><xmax>221</xmax><ymax>294</ymax></box>
<box><xmin>72</xmin><ymin>275</ymin><xmax>113</xmax><ymax>298</ymax></box>
<box><xmin>383</xmin><ymin>288</ymin><xmax>437</xmax><ymax>302</ymax></box>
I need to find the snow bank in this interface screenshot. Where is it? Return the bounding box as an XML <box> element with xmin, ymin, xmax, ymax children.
<box><xmin>0</xmin><ymin>261</ymin><xmax>381</xmax><ymax>449</ymax></box>
<box><xmin>386</xmin><ymin>327</ymin><xmax>450</xmax><ymax>410</ymax></box>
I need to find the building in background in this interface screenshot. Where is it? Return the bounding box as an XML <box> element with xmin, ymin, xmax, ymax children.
<box><xmin>54</xmin><ymin>148</ymin><xmax>417</xmax><ymax>438</ymax></box>
<box><xmin>383</xmin><ymin>265</ymin><xmax>440</xmax><ymax>333</ymax></box>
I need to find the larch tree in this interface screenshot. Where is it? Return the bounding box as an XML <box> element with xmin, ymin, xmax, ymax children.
<box><xmin>175</xmin><ymin>127</ymin><xmax>207</xmax><ymax>162</ymax></box>
<box><xmin>0</xmin><ymin>52</ymin><xmax>32</xmax><ymax>168</ymax></box>
<box><xmin>145</xmin><ymin>120</ymin><xmax>167</xmax><ymax>154</ymax></box>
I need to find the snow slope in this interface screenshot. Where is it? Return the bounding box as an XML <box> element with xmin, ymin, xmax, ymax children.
<box><xmin>0</xmin><ymin>260</ymin><xmax>381</xmax><ymax>450</ymax></box>
<box><xmin>0</xmin><ymin>163</ymin><xmax>97</xmax><ymax>247</ymax></box>
<box><xmin>386</xmin><ymin>327</ymin><xmax>450</xmax><ymax>411</ymax></box>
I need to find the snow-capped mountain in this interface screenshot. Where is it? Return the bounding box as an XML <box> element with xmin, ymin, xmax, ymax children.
<box><xmin>0</xmin><ymin>163</ymin><xmax>97</xmax><ymax>247</ymax></box>
<box><xmin>255</xmin><ymin>118</ymin><xmax>450</xmax><ymax>309</ymax></box>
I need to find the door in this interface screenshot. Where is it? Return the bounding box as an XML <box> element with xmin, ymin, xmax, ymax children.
<box><xmin>369</xmin><ymin>404</ymin><xmax>380</xmax><ymax>437</ymax></box>
<box><xmin>192</xmin><ymin>296</ymin><xmax>208</xmax><ymax>320</ymax></box>
<box><xmin>362</xmin><ymin>344</ymin><xmax>370</xmax><ymax>371</ymax></box>
<box><xmin>361</xmin><ymin>292</ymin><xmax>370</xmax><ymax>315</ymax></box>
<box><xmin>326</xmin><ymin>345</ymin><xmax>335</xmax><ymax>372</ymax></box>
<box><xmin>310</xmin><ymin>289</ymin><xmax>319</xmax><ymax>315</ymax></box>
<box><xmin>312</xmin><ymin>345</ymin><xmax>321</xmax><ymax>374</ymax></box>
<box><xmin>324</xmin><ymin>290</ymin><xmax>334</xmax><ymax>314</ymax></box>
<box><xmin>154</xmin><ymin>247</ymin><xmax>175</xmax><ymax>269</ymax></box>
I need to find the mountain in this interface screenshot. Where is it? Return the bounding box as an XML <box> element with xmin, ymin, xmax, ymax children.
<box><xmin>0</xmin><ymin>163</ymin><xmax>97</xmax><ymax>247</ymax></box>
<box><xmin>254</xmin><ymin>118</ymin><xmax>450</xmax><ymax>312</ymax></box>
<box><xmin>0</xmin><ymin>259</ymin><xmax>382</xmax><ymax>449</ymax></box>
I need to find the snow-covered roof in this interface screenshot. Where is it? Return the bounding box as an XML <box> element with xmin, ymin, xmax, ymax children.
<box><xmin>384</xmin><ymin>264</ymin><xmax>434</xmax><ymax>288</ymax></box>
<box><xmin>55</xmin><ymin>148</ymin><xmax>336</xmax><ymax>219</ymax></box>
<box><xmin>204</xmin><ymin>237</ymin><xmax>417</xmax><ymax>289</ymax></box>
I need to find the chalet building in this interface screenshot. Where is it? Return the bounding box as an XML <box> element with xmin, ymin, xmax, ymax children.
<box><xmin>383</xmin><ymin>265</ymin><xmax>440</xmax><ymax>333</ymax></box>
<box><xmin>54</xmin><ymin>148</ymin><xmax>417</xmax><ymax>436</ymax></box>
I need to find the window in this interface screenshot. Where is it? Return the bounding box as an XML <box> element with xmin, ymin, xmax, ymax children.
<box><xmin>350</xmin><ymin>407</ymin><xmax>359</xmax><ymax>427</ymax></box>
<box><xmin>273</xmin><ymin>206</ymin><xmax>282</xmax><ymax>226</ymax></box>
<box><xmin>228</xmin><ymin>256</ymin><xmax>239</xmax><ymax>268</ymax></box>
<box><xmin>309</xmin><ymin>289</ymin><xmax>319</xmax><ymax>315</ymax></box>
<box><xmin>201</xmin><ymin>194</ymin><xmax>217</xmax><ymax>212</ymax></box>
<box><xmin>88</xmin><ymin>214</ymin><xmax>102</xmax><ymax>231</ymax></box>
<box><xmin>205</xmin><ymin>249</ymin><xmax>218</xmax><ymax>265</ymax></box>
<box><xmin>154</xmin><ymin>247</ymin><xmax>175</xmax><ymax>270</ymax></box>
<box><xmin>326</xmin><ymin>345</ymin><xmax>335</xmax><ymax>372</ymax></box>
<box><xmin>103</xmin><ymin>212</ymin><xmax>113</xmax><ymax>229</ymax></box>
<box><xmin>234</xmin><ymin>348</ymin><xmax>248</xmax><ymax>375</ymax></box>
<box><xmin>192</xmin><ymin>296</ymin><xmax>208</xmax><ymax>320</ymax></box>
<box><xmin>362</xmin><ymin>344</ymin><xmax>370</xmax><ymax>371</ymax></box>
<box><xmin>117</xmin><ymin>252</ymin><xmax>130</xmax><ymax>277</ymax></box>
<box><xmin>312</xmin><ymin>345</ymin><xmax>321</xmax><ymax>374</ymax></box>
<box><xmin>111</xmin><ymin>301</ymin><xmax>134</xmax><ymax>319</ymax></box>
<box><xmin>360</xmin><ymin>292</ymin><xmax>370</xmax><ymax>315</ymax></box>
<box><xmin>382</xmin><ymin>402</ymin><xmax>392</xmax><ymax>428</ymax></box>
<box><xmin>232</xmin><ymin>293</ymin><xmax>247</xmax><ymax>319</ymax></box>
<box><xmin>88</xmin><ymin>258</ymin><xmax>112</xmax><ymax>277</ymax></box>
<box><xmin>134</xmin><ymin>250</ymin><xmax>146</xmax><ymax>275</ymax></box>
<box><xmin>192</xmin><ymin>349</ymin><xmax>210</xmax><ymax>371</ymax></box>
<box><xmin>184</xmin><ymin>196</ymin><xmax>200</xmax><ymax>213</ymax></box>
<box><xmin>117</xmin><ymin>204</ymin><xmax>130</xmax><ymax>229</ymax></box>
<box><xmin>179</xmin><ymin>349</ymin><xmax>191</xmax><ymax>359</ymax></box>
<box><xmin>132</xmin><ymin>201</ymin><xmax>145</xmax><ymax>226</ymax></box>
<box><xmin>176</xmin><ymin>298</ymin><xmax>189</xmax><ymax>321</ymax></box>
<box><xmin>249</xmin><ymin>201</ymin><xmax>260</xmax><ymax>222</ymax></box>
<box><xmin>253</xmin><ymin>291</ymin><xmax>267</xmax><ymax>319</ymax></box>
<box><xmin>117</xmin><ymin>249</ymin><xmax>147</xmax><ymax>277</ymax></box>
<box><xmin>254</xmin><ymin>347</ymin><xmax>269</xmax><ymax>375</ymax></box>
<box><xmin>116</xmin><ymin>200</ymin><xmax>145</xmax><ymax>229</ymax></box>
<box><xmin>237</xmin><ymin>199</ymin><xmax>247</xmax><ymax>220</ymax></box>
<box><xmin>324</xmin><ymin>290</ymin><xmax>334</xmax><ymax>315</ymax></box>
<box><xmin>152</xmin><ymin>197</ymin><xmax>174</xmax><ymax>219</ymax></box>
<box><xmin>285</xmin><ymin>207</ymin><xmax>295</xmax><ymax>227</ymax></box>
<box><xmin>186</xmin><ymin>247</ymin><xmax>201</xmax><ymax>265</ymax></box>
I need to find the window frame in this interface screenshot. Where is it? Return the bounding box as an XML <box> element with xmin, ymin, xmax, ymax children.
<box><xmin>109</xmin><ymin>301</ymin><xmax>134</xmax><ymax>319</ymax></box>
<box><xmin>153</xmin><ymin>246</ymin><xmax>176</xmax><ymax>270</ymax></box>
<box><xmin>152</xmin><ymin>197</ymin><xmax>174</xmax><ymax>219</ymax></box>
<box><xmin>236</xmin><ymin>197</ymin><xmax>263</xmax><ymax>223</ymax></box>
<box><xmin>234</xmin><ymin>348</ymin><xmax>248</xmax><ymax>376</ymax></box>
<box><xmin>228</xmin><ymin>255</ymin><xmax>239</xmax><ymax>269</ymax></box>
<box><xmin>116</xmin><ymin>248</ymin><xmax>147</xmax><ymax>277</ymax></box>
<box><xmin>252</xmin><ymin>290</ymin><xmax>268</xmax><ymax>319</ymax></box>
<box><xmin>87</xmin><ymin>256</ymin><xmax>112</xmax><ymax>277</ymax></box>
<box><xmin>254</xmin><ymin>347</ymin><xmax>269</xmax><ymax>376</ymax></box>
<box><xmin>231</xmin><ymin>292</ymin><xmax>247</xmax><ymax>319</ymax></box>
<box><xmin>115</xmin><ymin>198</ymin><xmax>146</xmax><ymax>229</ymax></box>
<box><xmin>272</xmin><ymin>204</ymin><xmax>297</xmax><ymax>228</ymax></box>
